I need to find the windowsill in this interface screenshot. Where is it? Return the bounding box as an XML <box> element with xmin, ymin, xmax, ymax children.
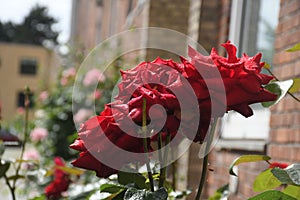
<box><xmin>214</xmin><ymin>139</ymin><xmax>267</xmax><ymax>152</ymax></box>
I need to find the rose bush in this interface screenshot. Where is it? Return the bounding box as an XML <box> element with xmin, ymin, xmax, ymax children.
<box><xmin>70</xmin><ymin>42</ymin><xmax>278</xmax><ymax>181</ymax></box>
<box><xmin>45</xmin><ymin>157</ymin><xmax>71</xmax><ymax>199</ymax></box>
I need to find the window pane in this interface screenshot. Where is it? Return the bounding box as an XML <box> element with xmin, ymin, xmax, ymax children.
<box><xmin>17</xmin><ymin>92</ymin><xmax>34</xmax><ymax>108</ymax></box>
<box><xmin>257</xmin><ymin>0</ymin><xmax>280</xmax><ymax>64</ymax></box>
<box><xmin>20</xmin><ymin>59</ymin><xmax>37</xmax><ymax>75</ymax></box>
<box><xmin>222</xmin><ymin>0</ymin><xmax>280</xmax><ymax>140</ymax></box>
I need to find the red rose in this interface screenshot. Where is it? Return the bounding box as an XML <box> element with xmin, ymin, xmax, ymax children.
<box><xmin>189</xmin><ymin>41</ymin><xmax>277</xmax><ymax>118</ymax></box>
<box><xmin>45</xmin><ymin>157</ymin><xmax>70</xmax><ymax>199</ymax></box>
<box><xmin>269</xmin><ymin>162</ymin><xmax>289</xmax><ymax>169</ymax></box>
<box><xmin>70</xmin><ymin>103</ymin><xmax>149</xmax><ymax>178</ymax></box>
<box><xmin>116</xmin><ymin>58</ymin><xmax>210</xmax><ymax>142</ymax></box>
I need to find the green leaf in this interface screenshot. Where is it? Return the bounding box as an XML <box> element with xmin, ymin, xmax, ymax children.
<box><xmin>7</xmin><ymin>174</ymin><xmax>25</xmax><ymax>181</ymax></box>
<box><xmin>68</xmin><ymin>189</ymin><xmax>98</xmax><ymax>200</ymax></box>
<box><xmin>118</xmin><ymin>171</ymin><xmax>147</xmax><ymax>189</ymax></box>
<box><xmin>100</xmin><ymin>183</ymin><xmax>126</xmax><ymax>194</ymax></box>
<box><xmin>0</xmin><ymin>141</ymin><xmax>5</xmax><ymax>157</ymax></box>
<box><xmin>272</xmin><ymin>164</ymin><xmax>300</xmax><ymax>185</ymax></box>
<box><xmin>169</xmin><ymin>189</ymin><xmax>192</xmax><ymax>199</ymax></box>
<box><xmin>286</xmin><ymin>164</ymin><xmax>300</xmax><ymax>185</ymax></box>
<box><xmin>0</xmin><ymin>160</ymin><xmax>10</xmax><ymax>178</ymax></box>
<box><xmin>28</xmin><ymin>195</ymin><xmax>46</xmax><ymax>200</ymax></box>
<box><xmin>124</xmin><ymin>188</ymin><xmax>168</xmax><ymax>200</ymax></box>
<box><xmin>253</xmin><ymin>169</ymin><xmax>281</xmax><ymax>192</ymax></box>
<box><xmin>271</xmin><ymin>167</ymin><xmax>294</xmax><ymax>185</ymax></box>
<box><xmin>208</xmin><ymin>184</ymin><xmax>229</xmax><ymax>200</ymax></box>
<box><xmin>229</xmin><ymin>155</ymin><xmax>271</xmax><ymax>176</ymax></box>
<box><xmin>249</xmin><ymin>190</ymin><xmax>297</xmax><ymax>200</ymax></box>
<box><xmin>56</xmin><ymin>165</ymin><xmax>84</xmax><ymax>175</ymax></box>
<box><xmin>263</xmin><ymin>62</ymin><xmax>271</xmax><ymax>69</ymax></box>
<box><xmin>104</xmin><ymin>190</ymin><xmax>126</xmax><ymax>200</ymax></box>
<box><xmin>262</xmin><ymin>80</ymin><xmax>294</xmax><ymax>107</ymax></box>
<box><xmin>283</xmin><ymin>185</ymin><xmax>300</xmax><ymax>199</ymax></box>
<box><xmin>289</xmin><ymin>78</ymin><xmax>300</xmax><ymax>93</ymax></box>
<box><xmin>286</xmin><ymin>43</ymin><xmax>300</xmax><ymax>52</ymax></box>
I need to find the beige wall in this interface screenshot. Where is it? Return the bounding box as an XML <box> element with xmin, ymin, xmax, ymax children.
<box><xmin>0</xmin><ymin>42</ymin><xmax>54</xmax><ymax>121</ymax></box>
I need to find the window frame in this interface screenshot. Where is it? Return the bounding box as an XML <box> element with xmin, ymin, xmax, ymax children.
<box><xmin>19</xmin><ymin>57</ymin><xmax>38</xmax><ymax>75</ymax></box>
<box><xmin>218</xmin><ymin>0</ymin><xmax>279</xmax><ymax>150</ymax></box>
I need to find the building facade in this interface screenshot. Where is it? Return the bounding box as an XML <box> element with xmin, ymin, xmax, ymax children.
<box><xmin>0</xmin><ymin>43</ymin><xmax>55</xmax><ymax>121</ymax></box>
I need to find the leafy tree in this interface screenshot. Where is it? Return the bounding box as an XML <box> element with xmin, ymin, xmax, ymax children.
<box><xmin>0</xmin><ymin>5</ymin><xmax>59</xmax><ymax>46</ymax></box>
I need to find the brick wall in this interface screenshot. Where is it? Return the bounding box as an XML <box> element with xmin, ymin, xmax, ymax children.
<box><xmin>203</xmin><ymin>0</ymin><xmax>300</xmax><ymax>199</ymax></box>
<box><xmin>268</xmin><ymin>0</ymin><xmax>300</xmax><ymax>164</ymax></box>
<box><xmin>197</xmin><ymin>0</ymin><xmax>221</xmax><ymax>51</ymax></box>
<box><xmin>186</xmin><ymin>0</ymin><xmax>230</xmax><ymax>199</ymax></box>
<box><xmin>146</xmin><ymin>0</ymin><xmax>190</xmax><ymax>61</ymax></box>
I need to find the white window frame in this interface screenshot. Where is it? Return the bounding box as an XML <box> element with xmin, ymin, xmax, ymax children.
<box><xmin>217</xmin><ymin>0</ymin><xmax>279</xmax><ymax>151</ymax></box>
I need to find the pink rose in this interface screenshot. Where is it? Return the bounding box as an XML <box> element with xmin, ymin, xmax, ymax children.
<box><xmin>83</xmin><ymin>69</ymin><xmax>105</xmax><ymax>86</ymax></box>
<box><xmin>24</xmin><ymin>149</ymin><xmax>40</xmax><ymax>160</ymax></box>
<box><xmin>39</xmin><ymin>91</ymin><xmax>49</xmax><ymax>102</ymax></box>
<box><xmin>30</xmin><ymin>127</ymin><xmax>48</xmax><ymax>142</ymax></box>
<box><xmin>62</xmin><ymin>67</ymin><xmax>76</xmax><ymax>78</ymax></box>
<box><xmin>73</xmin><ymin>109</ymin><xmax>93</xmax><ymax>124</ymax></box>
<box><xmin>23</xmin><ymin>149</ymin><xmax>40</xmax><ymax>169</ymax></box>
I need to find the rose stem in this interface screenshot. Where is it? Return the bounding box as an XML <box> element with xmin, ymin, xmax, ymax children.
<box><xmin>157</xmin><ymin>132</ymin><xmax>163</xmax><ymax>167</ymax></box>
<box><xmin>195</xmin><ymin>118</ymin><xmax>218</xmax><ymax>200</ymax></box>
<box><xmin>171</xmin><ymin>149</ymin><xmax>177</xmax><ymax>190</ymax></box>
<box><xmin>142</xmin><ymin>98</ymin><xmax>154</xmax><ymax>192</ymax></box>
<box><xmin>4</xmin><ymin>174</ymin><xmax>15</xmax><ymax>200</ymax></box>
<box><xmin>159</xmin><ymin>132</ymin><xmax>171</xmax><ymax>188</ymax></box>
<box><xmin>266</xmin><ymin>68</ymin><xmax>300</xmax><ymax>102</ymax></box>
<box><xmin>10</xmin><ymin>87</ymin><xmax>30</xmax><ymax>200</ymax></box>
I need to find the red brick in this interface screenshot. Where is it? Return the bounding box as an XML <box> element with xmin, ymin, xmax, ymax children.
<box><xmin>279</xmin><ymin>0</ymin><xmax>300</xmax><ymax>19</ymax></box>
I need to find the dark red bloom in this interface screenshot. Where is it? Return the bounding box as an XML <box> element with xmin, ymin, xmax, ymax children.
<box><xmin>45</xmin><ymin>157</ymin><xmax>70</xmax><ymax>199</ymax></box>
<box><xmin>70</xmin><ymin>42</ymin><xmax>278</xmax><ymax>178</ymax></box>
<box><xmin>116</xmin><ymin>58</ymin><xmax>208</xmax><ymax>142</ymax></box>
<box><xmin>189</xmin><ymin>41</ymin><xmax>277</xmax><ymax>118</ymax></box>
<box><xmin>70</xmin><ymin>103</ymin><xmax>149</xmax><ymax>178</ymax></box>
<box><xmin>269</xmin><ymin>162</ymin><xmax>289</xmax><ymax>169</ymax></box>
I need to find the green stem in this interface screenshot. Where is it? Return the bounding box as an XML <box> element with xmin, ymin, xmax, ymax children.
<box><xmin>142</xmin><ymin>98</ymin><xmax>154</xmax><ymax>192</ymax></box>
<box><xmin>171</xmin><ymin>149</ymin><xmax>177</xmax><ymax>191</ymax></box>
<box><xmin>4</xmin><ymin>174</ymin><xmax>15</xmax><ymax>200</ymax></box>
<box><xmin>195</xmin><ymin>118</ymin><xmax>218</xmax><ymax>200</ymax></box>
<box><xmin>157</xmin><ymin>132</ymin><xmax>163</xmax><ymax>165</ymax></box>
<box><xmin>159</xmin><ymin>132</ymin><xmax>171</xmax><ymax>188</ymax></box>
<box><xmin>12</xmin><ymin>87</ymin><xmax>30</xmax><ymax>194</ymax></box>
<box><xmin>266</xmin><ymin>68</ymin><xmax>300</xmax><ymax>102</ymax></box>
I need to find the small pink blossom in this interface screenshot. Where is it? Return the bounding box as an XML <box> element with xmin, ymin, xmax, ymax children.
<box><xmin>22</xmin><ymin>149</ymin><xmax>40</xmax><ymax>169</ymax></box>
<box><xmin>62</xmin><ymin>67</ymin><xmax>76</xmax><ymax>78</ymax></box>
<box><xmin>60</xmin><ymin>77</ymin><xmax>68</xmax><ymax>86</ymax></box>
<box><xmin>93</xmin><ymin>90</ymin><xmax>102</xmax><ymax>100</ymax></box>
<box><xmin>83</xmin><ymin>69</ymin><xmax>105</xmax><ymax>86</ymax></box>
<box><xmin>16</xmin><ymin>107</ymin><xmax>24</xmax><ymax>115</ymax></box>
<box><xmin>30</xmin><ymin>127</ymin><xmax>48</xmax><ymax>142</ymax></box>
<box><xmin>24</xmin><ymin>149</ymin><xmax>40</xmax><ymax>160</ymax></box>
<box><xmin>39</xmin><ymin>91</ymin><xmax>49</xmax><ymax>102</ymax></box>
<box><xmin>73</xmin><ymin>109</ymin><xmax>93</xmax><ymax>124</ymax></box>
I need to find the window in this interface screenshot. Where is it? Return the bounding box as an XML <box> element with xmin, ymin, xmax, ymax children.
<box><xmin>220</xmin><ymin>0</ymin><xmax>280</xmax><ymax>144</ymax></box>
<box><xmin>19</xmin><ymin>58</ymin><xmax>38</xmax><ymax>75</ymax></box>
<box><xmin>17</xmin><ymin>92</ymin><xmax>34</xmax><ymax>108</ymax></box>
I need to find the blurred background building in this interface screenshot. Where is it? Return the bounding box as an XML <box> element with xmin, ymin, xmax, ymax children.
<box><xmin>0</xmin><ymin>43</ymin><xmax>56</xmax><ymax>120</ymax></box>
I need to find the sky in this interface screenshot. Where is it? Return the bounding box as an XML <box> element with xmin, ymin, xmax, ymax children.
<box><xmin>0</xmin><ymin>0</ymin><xmax>72</xmax><ymax>43</ymax></box>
